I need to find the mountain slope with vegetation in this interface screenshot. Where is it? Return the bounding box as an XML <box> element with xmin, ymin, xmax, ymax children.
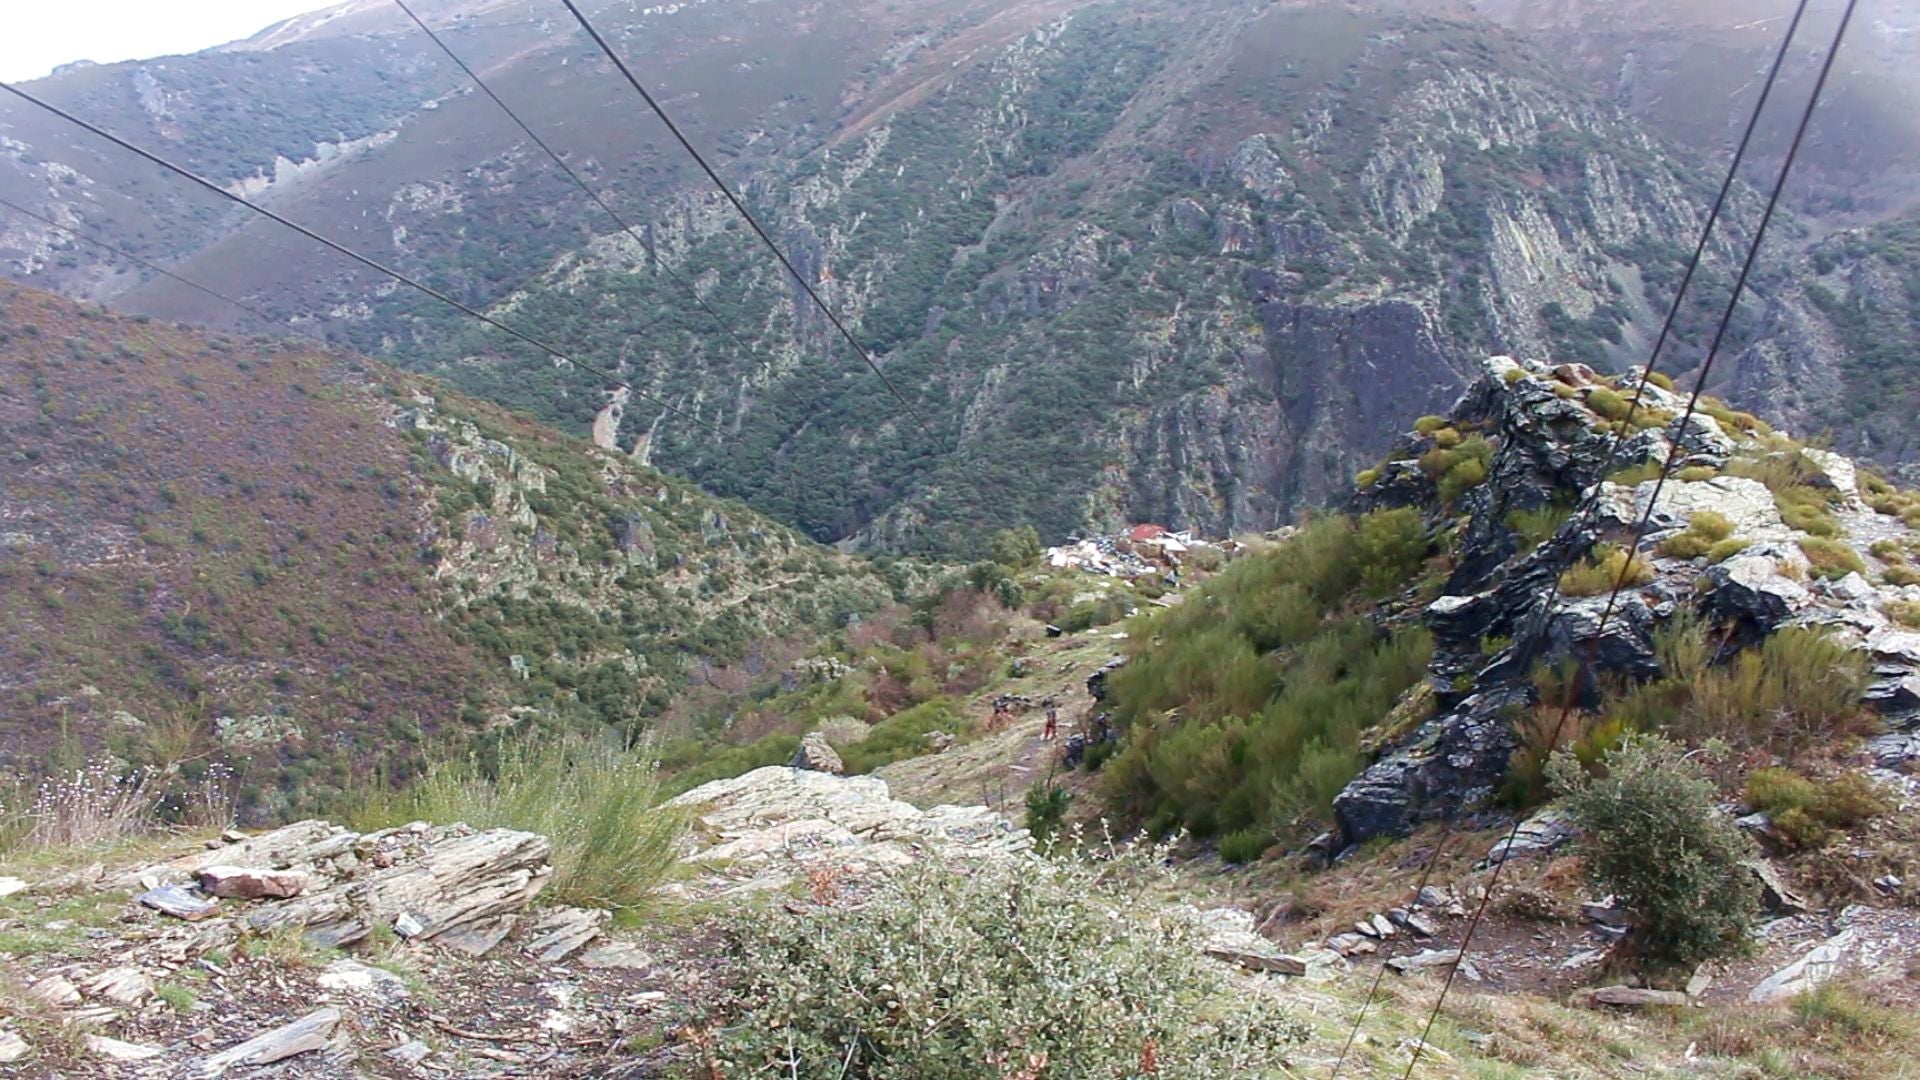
<box><xmin>0</xmin><ymin>281</ymin><xmax>892</xmax><ymax>819</ymax></box>
<box><xmin>8</xmin><ymin>0</ymin><xmax>1904</xmax><ymax>557</ymax></box>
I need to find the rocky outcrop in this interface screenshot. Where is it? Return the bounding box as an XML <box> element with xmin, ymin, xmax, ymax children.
<box><xmin>789</xmin><ymin>731</ymin><xmax>845</xmax><ymax>775</ymax></box>
<box><xmin>1336</xmin><ymin>355</ymin><xmax>1920</xmax><ymax>845</ymax></box>
<box><xmin>87</xmin><ymin>820</ymin><xmax>554</xmax><ymax>953</ymax></box>
<box><xmin>662</xmin><ymin>767</ymin><xmax>1032</xmax><ymax>901</ymax></box>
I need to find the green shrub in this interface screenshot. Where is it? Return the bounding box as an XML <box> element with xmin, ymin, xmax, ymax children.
<box><xmin>1798</xmin><ymin>537</ymin><xmax>1865</xmax><ymax>580</ymax></box>
<box><xmin>1884</xmin><ymin>566</ymin><xmax>1920</xmax><ymax>588</ymax></box>
<box><xmin>1502</xmin><ymin>366</ymin><xmax>1528</xmax><ymax>384</ymax></box>
<box><xmin>1587</xmin><ymin>386</ymin><xmax>1632</xmax><ymax>421</ymax></box>
<box><xmin>1354</xmin><ymin>467</ymin><xmax>1382</xmax><ymax>488</ymax></box>
<box><xmin>1559</xmin><ymin>544</ymin><xmax>1654</xmax><ymax>597</ymax></box>
<box><xmin>1676</xmin><ymin>465</ymin><xmax>1720</xmax><ymax>482</ymax></box>
<box><xmin>710</xmin><ymin>848</ymin><xmax>1309</xmax><ymax>1078</ymax></box>
<box><xmin>1551</xmin><ymin>383</ymin><xmax>1578</xmax><ymax>400</ymax></box>
<box><xmin>352</xmin><ymin>735</ymin><xmax>683</xmax><ymax>911</ymax></box>
<box><xmin>1552</xmin><ymin>735</ymin><xmax>1757</xmax><ymax>966</ymax></box>
<box><xmin>987</xmin><ymin>526</ymin><xmax>1043</xmax><ymax>569</ymax></box>
<box><xmin>1643</xmin><ymin>371</ymin><xmax>1676</xmax><ymax>391</ymax></box>
<box><xmin>1103</xmin><ymin>517</ymin><xmax>1433</xmax><ymax>843</ymax></box>
<box><xmin>1413</xmin><ymin>415</ymin><xmax>1448</xmax><ymax>436</ymax></box>
<box><xmin>1217</xmin><ymin>827</ymin><xmax>1271</xmax><ymax>864</ymax></box>
<box><xmin>1507</xmin><ymin>504</ymin><xmax>1572</xmax><ymax>552</ymax></box>
<box><xmin>1778</xmin><ymin>494</ymin><xmax>1842</xmax><ymax>538</ymax></box>
<box><xmin>841</xmin><ymin>698</ymin><xmax>968</xmax><ymax>774</ymax></box>
<box><xmin>1023</xmin><ymin>782</ymin><xmax>1071</xmax><ymax>843</ymax></box>
<box><xmin>1657</xmin><ymin>511</ymin><xmax>1736</xmax><ymax>559</ymax></box>
<box><xmin>1431</xmin><ymin>426</ymin><xmax>1463</xmax><ymax>449</ymax></box>
<box><xmin>1884</xmin><ymin>600</ymin><xmax>1920</xmax><ymax>627</ymax></box>
<box><xmin>1747</xmin><ymin>768</ymin><xmax>1891</xmax><ymax>850</ymax></box>
<box><xmin>1662</xmin><ymin>625</ymin><xmax>1871</xmax><ymax>753</ymax></box>
<box><xmin>1745</xmin><ymin>766</ymin><xmax>1817</xmax><ymax>816</ymax></box>
<box><xmin>1437</xmin><ymin>456</ymin><xmax>1489</xmax><ymax>505</ymax></box>
<box><xmin>659</xmin><ymin>733</ymin><xmax>802</xmax><ymax>795</ymax></box>
<box><xmin>1353</xmin><ymin>507</ymin><xmax>1429</xmax><ymax>596</ymax></box>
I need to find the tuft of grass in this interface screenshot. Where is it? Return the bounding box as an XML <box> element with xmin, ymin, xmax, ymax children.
<box><xmin>1657</xmin><ymin>511</ymin><xmax>1736</xmax><ymax>559</ymax></box>
<box><xmin>1354</xmin><ymin>467</ymin><xmax>1381</xmax><ymax>488</ymax></box>
<box><xmin>1706</xmin><ymin>537</ymin><xmax>1751</xmax><ymax>564</ymax></box>
<box><xmin>348</xmin><ymin>734</ymin><xmax>684</xmax><ymax>911</ymax></box>
<box><xmin>1507</xmin><ymin>504</ymin><xmax>1572</xmax><ymax>553</ymax></box>
<box><xmin>1676</xmin><ymin>465</ymin><xmax>1720</xmax><ymax>482</ymax></box>
<box><xmin>1502</xmin><ymin>367</ymin><xmax>1528</xmax><ymax>384</ymax></box>
<box><xmin>1559</xmin><ymin>545</ymin><xmax>1654</xmax><ymax>597</ymax></box>
<box><xmin>1413</xmin><ymin>415</ymin><xmax>1448</xmax><ymax>436</ymax></box>
<box><xmin>1798</xmin><ymin>537</ymin><xmax>1865</xmax><ymax>581</ymax></box>
<box><xmin>1586</xmin><ymin>386</ymin><xmax>1632</xmax><ymax>422</ymax></box>
<box><xmin>1789</xmin><ymin>983</ymin><xmax>1904</xmax><ymax>1039</ymax></box>
<box><xmin>155</xmin><ymin>983</ymin><xmax>198</xmax><ymax>1013</ymax></box>
<box><xmin>1883</xmin><ymin>565</ymin><xmax>1920</xmax><ymax>588</ymax></box>
<box><xmin>1607</xmin><ymin>461</ymin><xmax>1663</xmax><ymax>487</ymax></box>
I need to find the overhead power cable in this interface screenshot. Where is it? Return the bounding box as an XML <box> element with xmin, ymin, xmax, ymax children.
<box><xmin>1400</xmin><ymin>3</ymin><xmax>1858</xmax><ymax>1076</ymax></box>
<box><xmin>391</xmin><ymin>0</ymin><xmax>768</xmax><ymax>368</ymax></box>
<box><xmin>1325</xmin><ymin>0</ymin><xmax>1818</xmax><ymax>1068</ymax></box>
<box><xmin>0</xmin><ymin>79</ymin><xmax>719</xmax><ymax>436</ymax></box>
<box><xmin>553</xmin><ymin>0</ymin><xmax>933</xmax><ymax>437</ymax></box>
<box><xmin>0</xmin><ymin>195</ymin><xmax>325</xmax><ymax>343</ymax></box>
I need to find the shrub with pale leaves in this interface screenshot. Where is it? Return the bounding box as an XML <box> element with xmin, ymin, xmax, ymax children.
<box><xmin>705</xmin><ymin>831</ymin><xmax>1309</xmax><ymax>1078</ymax></box>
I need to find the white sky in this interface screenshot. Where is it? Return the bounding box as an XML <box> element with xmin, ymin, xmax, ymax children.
<box><xmin>1</xmin><ymin>1</ymin><xmax>332</xmax><ymax>82</ymax></box>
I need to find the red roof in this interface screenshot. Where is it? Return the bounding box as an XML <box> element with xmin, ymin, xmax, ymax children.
<box><xmin>1126</xmin><ymin>524</ymin><xmax>1168</xmax><ymax>542</ymax></box>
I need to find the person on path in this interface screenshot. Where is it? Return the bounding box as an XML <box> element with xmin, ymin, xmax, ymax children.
<box><xmin>1043</xmin><ymin>706</ymin><xmax>1059</xmax><ymax>741</ymax></box>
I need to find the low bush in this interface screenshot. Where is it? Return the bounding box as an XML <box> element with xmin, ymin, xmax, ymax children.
<box><xmin>1798</xmin><ymin>537</ymin><xmax>1865</xmax><ymax>581</ymax></box>
<box><xmin>1354</xmin><ymin>467</ymin><xmax>1382</xmax><ymax>488</ymax></box>
<box><xmin>1552</xmin><ymin>735</ymin><xmax>1758</xmax><ymax>966</ymax></box>
<box><xmin>1643</xmin><ymin>370</ymin><xmax>1676</xmax><ymax>391</ymax></box>
<box><xmin>1217</xmin><ymin>827</ymin><xmax>1271</xmax><ymax>864</ymax></box>
<box><xmin>708</xmin><ymin>845</ymin><xmax>1310</xmax><ymax>1078</ymax></box>
<box><xmin>352</xmin><ymin>735</ymin><xmax>683</xmax><ymax>911</ymax></box>
<box><xmin>1676</xmin><ymin>465</ymin><xmax>1720</xmax><ymax>482</ymax></box>
<box><xmin>1502</xmin><ymin>366</ymin><xmax>1528</xmax><ymax>384</ymax></box>
<box><xmin>1353</xmin><ymin>507</ymin><xmax>1429</xmax><ymax>597</ymax></box>
<box><xmin>1642</xmin><ymin>622</ymin><xmax>1871</xmax><ymax>755</ymax></box>
<box><xmin>1413</xmin><ymin>415</ymin><xmax>1448</xmax><ymax>435</ymax></box>
<box><xmin>1884</xmin><ymin>566</ymin><xmax>1920</xmax><ymax>588</ymax></box>
<box><xmin>1749</xmin><ymin>770</ymin><xmax>1892</xmax><ymax>849</ymax></box>
<box><xmin>1587</xmin><ymin>386</ymin><xmax>1632</xmax><ymax>422</ymax></box>
<box><xmin>1507</xmin><ymin>504</ymin><xmax>1572</xmax><ymax>552</ymax></box>
<box><xmin>1884</xmin><ymin>600</ymin><xmax>1920</xmax><ymax>628</ymax></box>
<box><xmin>1023</xmin><ymin>782</ymin><xmax>1071</xmax><ymax>843</ymax></box>
<box><xmin>1559</xmin><ymin>544</ymin><xmax>1654</xmax><ymax>597</ymax></box>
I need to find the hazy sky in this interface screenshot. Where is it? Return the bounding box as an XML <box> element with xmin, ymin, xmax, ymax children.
<box><xmin>1</xmin><ymin>1</ymin><xmax>330</xmax><ymax>82</ymax></box>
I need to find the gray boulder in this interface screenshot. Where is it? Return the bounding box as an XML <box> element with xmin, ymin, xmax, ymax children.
<box><xmin>790</xmin><ymin>731</ymin><xmax>845</xmax><ymax>775</ymax></box>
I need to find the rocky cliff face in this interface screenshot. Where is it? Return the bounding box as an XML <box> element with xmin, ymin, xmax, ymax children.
<box><xmin>1728</xmin><ymin>216</ymin><xmax>1920</xmax><ymax>482</ymax></box>
<box><xmin>1333</xmin><ymin>355</ymin><xmax>1920</xmax><ymax>844</ymax></box>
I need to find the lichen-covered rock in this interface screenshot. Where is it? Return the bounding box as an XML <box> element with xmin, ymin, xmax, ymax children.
<box><xmin>790</xmin><ymin>732</ymin><xmax>845</xmax><ymax>775</ymax></box>
<box><xmin>1333</xmin><ymin>355</ymin><xmax>1920</xmax><ymax>846</ymax></box>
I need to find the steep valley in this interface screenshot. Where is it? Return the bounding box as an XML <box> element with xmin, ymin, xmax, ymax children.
<box><xmin>3</xmin><ymin>0</ymin><xmax>1916</xmax><ymax>555</ymax></box>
